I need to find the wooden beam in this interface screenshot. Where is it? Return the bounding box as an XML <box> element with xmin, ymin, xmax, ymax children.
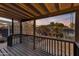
<box><xmin>44</xmin><ymin>3</ymin><xmax>57</xmax><ymax>13</ymax></box>
<box><xmin>24</xmin><ymin>4</ymin><xmax>41</xmax><ymax>16</ymax></box>
<box><xmin>31</xmin><ymin>3</ymin><xmax>48</xmax><ymax>15</ymax></box>
<box><xmin>12</xmin><ymin>4</ymin><xmax>35</xmax><ymax>17</ymax></box>
<box><xmin>0</xmin><ymin>11</ymin><xmax>23</xmax><ymax>20</ymax></box>
<box><xmin>0</xmin><ymin>8</ymin><xmax>24</xmax><ymax>20</ymax></box>
<box><xmin>71</xmin><ymin>3</ymin><xmax>74</xmax><ymax>8</ymax></box>
<box><xmin>40</xmin><ymin>3</ymin><xmax>49</xmax><ymax>13</ymax></box>
<box><xmin>0</xmin><ymin>4</ymin><xmax>30</xmax><ymax>18</ymax></box>
<box><xmin>22</xmin><ymin>6</ymin><xmax>79</xmax><ymax>22</ymax></box>
<box><xmin>54</xmin><ymin>3</ymin><xmax>60</xmax><ymax>11</ymax></box>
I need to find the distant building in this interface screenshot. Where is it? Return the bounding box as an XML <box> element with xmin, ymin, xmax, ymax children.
<box><xmin>62</xmin><ymin>28</ymin><xmax>75</xmax><ymax>40</ymax></box>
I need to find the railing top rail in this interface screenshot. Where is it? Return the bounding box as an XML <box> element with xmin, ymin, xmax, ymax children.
<box><xmin>35</xmin><ymin>35</ymin><xmax>75</xmax><ymax>43</ymax></box>
<box><xmin>22</xmin><ymin>34</ymin><xmax>75</xmax><ymax>43</ymax></box>
<box><xmin>8</xmin><ymin>34</ymin><xmax>75</xmax><ymax>43</ymax></box>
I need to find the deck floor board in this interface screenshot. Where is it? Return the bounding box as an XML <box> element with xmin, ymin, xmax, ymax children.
<box><xmin>0</xmin><ymin>44</ymin><xmax>49</xmax><ymax>56</ymax></box>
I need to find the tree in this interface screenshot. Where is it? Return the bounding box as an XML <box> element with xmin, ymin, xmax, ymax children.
<box><xmin>70</xmin><ymin>22</ymin><xmax>75</xmax><ymax>29</ymax></box>
<box><xmin>50</xmin><ymin>22</ymin><xmax>54</xmax><ymax>26</ymax></box>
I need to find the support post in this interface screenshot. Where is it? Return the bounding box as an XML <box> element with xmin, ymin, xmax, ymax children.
<box><xmin>11</xmin><ymin>18</ymin><xmax>14</xmax><ymax>46</ymax></box>
<box><xmin>74</xmin><ymin>10</ymin><xmax>79</xmax><ymax>56</ymax></box>
<box><xmin>20</xmin><ymin>21</ymin><xmax>22</xmax><ymax>43</ymax></box>
<box><xmin>7</xmin><ymin>18</ymin><xmax>14</xmax><ymax>46</ymax></box>
<box><xmin>33</xmin><ymin>19</ymin><xmax>36</xmax><ymax>50</ymax></box>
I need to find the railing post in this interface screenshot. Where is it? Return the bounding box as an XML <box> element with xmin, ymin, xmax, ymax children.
<box><xmin>33</xmin><ymin>19</ymin><xmax>36</xmax><ymax>50</ymax></box>
<box><xmin>20</xmin><ymin>21</ymin><xmax>22</xmax><ymax>43</ymax></box>
<box><xmin>74</xmin><ymin>42</ymin><xmax>79</xmax><ymax>56</ymax></box>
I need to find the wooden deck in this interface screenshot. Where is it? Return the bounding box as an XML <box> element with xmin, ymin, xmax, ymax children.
<box><xmin>0</xmin><ymin>44</ymin><xmax>50</xmax><ymax>56</ymax></box>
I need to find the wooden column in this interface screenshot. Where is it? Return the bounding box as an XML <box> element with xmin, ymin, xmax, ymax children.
<box><xmin>75</xmin><ymin>10</ymin><xmax>79</xmax><ymax>42</ymax></box>
<box><xmin>20</xmin><ymin>21</ymin><xmax>22</xmax><ymax>43</ymax></box>
<box><xmin>74</xmin><ymin>10</ymin><xmax>79</xmax><ymax>56</ymax></box>
<box><xmin>12</xmin><ymin>18</ymin><xmax>14</xmax><ymax>36</ymax></box>
<box><xmin>11</xmin><ymin>18</ymin><xmax>14</xmax><ymax>46</ymax></box>
<box><xmin>7</xmin><ymin>18</ymin><xmax>14</xmax><ymax>46</ymax></box>
<box><xmin>33</xmin><ymin>19</ymin><xmax>36</xmax><ymax>50</ymax></box>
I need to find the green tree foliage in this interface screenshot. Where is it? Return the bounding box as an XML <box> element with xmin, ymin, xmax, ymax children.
<box><xmin>70</xmin><ymin>22</ymin><xmax>75</xmax><ymax>29</ymax></box>
<box><xmin>36</xmin><ymin>22</ymin><xmax>68</xmax><ymax>37</ymax></box>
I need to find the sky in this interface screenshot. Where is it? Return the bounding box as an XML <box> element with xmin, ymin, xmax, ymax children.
<box><xmin>0</xmin><ymin>17</ymin><xmax>18</xmax><ymax>25</ymax></box>
<box><xmin>36</xmin><ymin>12</ymin><xmax>75</xmax><ymax>27</ymax></box>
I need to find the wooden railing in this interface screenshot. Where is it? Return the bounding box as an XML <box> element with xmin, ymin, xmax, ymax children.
<box><xmin>7</xmin><ymin>34</ymin><xmax>79</xmax><ymax>56</ymax></box>
<box><xmin>35</xmin><ymin>36</ymin><xmax>75</xmax><ymax>56</ymax></box>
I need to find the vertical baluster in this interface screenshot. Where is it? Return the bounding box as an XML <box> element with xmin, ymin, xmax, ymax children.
<box><xmin>41</xmin><ymin>38</ymin><xmax>42</xmax><ymax>49</ymax></box>
<box><xmin>12</xmin><ymin>36</ymin><xmax>13</xmax><ymax>45</ymax></box>
<box><xmin>54</xmin><ymin>40</ymin><xmax>56</xmax><ymax>55</ymax></box>
<box><xmin>47</xmin><ymin>39</ymin><xmax>48</xmax><ymax>53</ymax></box>
<box><xmin>42</xmin><ymin>38</ymin><xmax>44</xmax><ymax>50</ymax></box>
<box><xmin>57</xmin><ymin>40</ymin><xmax>59</xmax><ymax>56</ymax></box>
<box><xmin>61</xmin><ymin>41</ymin><xmax>62</xmax><ymax>56</ymax></box>
<box><xmin>55</xmin><ymin>40</ymin><xmax>57</xmax><ymax>56</ymax></box>
<box><xmin>52</xmin><ymin>40</ymin><xmax>53</xmax><ymax>55</ymax></box>
<box><xmin>43</xmin><ymin>39</ymin><xmax>45</xmax><ymax>51</ymax></box>
<box><xmin>49</xmin><ymin>39</ymin><xmax>50</xmax><ymax>54</ymax></box>
<box><xmin>38</xmin><ymin>37</ymin><xmax>40</xmax><ymax>48</ymax></box>
<box><xmin>46</xmin><ymin>39</ymin><xmax>47</xmax><ymax>52</ymax></box>
<box><xmin>64</xmin><ymin>42</ymin><xmax>66</xmax><ymax>56</ymax></box>
<box><xmin>13</xmin><ymin>36</ymin><xmax>14</xmax><ymax>44</ymax></box>
<box><xmin>53</xmin><ymin>40</ymin><xmax>55</xmax><ymax>55</ymax></box>
<box><xmin>39</xmin><ymin>38</ymin><xmax>41</xmax><ymax>47</ymax></box>
<box><xmin>41</xmin><ymin>38</ymin><xmax>43</xmax><ymax>49</ymax></box>
<box><xmin>14</xmin><ymin>36</ymin><xmax>15</xmax><ymax>45</ymax></box>
<box><xmin>45</xmin><ymin>39</ymin><xmax>46</xmax><ymax>51</ymax></box>
<box><xmin>36</xmin><ymin>37</ymin><xmax>40</xmax><ymax>48</ymax></box>
<box><xmin>69</xmin><ymin>42</ymin><xmax>70</xmax><ymax>56</ymax></box>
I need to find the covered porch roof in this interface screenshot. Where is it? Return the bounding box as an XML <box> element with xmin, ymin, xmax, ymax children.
<box><xmin>0</xmin><ymin>3</ymin><xmax>79</xmax><ymax>21</ymax></box>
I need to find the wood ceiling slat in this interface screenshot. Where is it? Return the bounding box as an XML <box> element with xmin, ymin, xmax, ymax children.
<box><xmin>39</xmin><ymin>4</ymin><xmax>49</xmax><ymax>13</ymax></box>
<box><xmin>44</xmin><ymin>3</ymin><xmax>57</xmax><ymax>13</ymax></box>
<box><xmin>0</xmin><ymin>4</ymin><xmax>29</xmax><ymax>18</ymax></box>
<box><xmin>1</xmin><ymin>4</ymin><xmax>30</xmax><ymax>19</ymax></box>
<box><xmin>0</xmin><ymin>9</ymin><xmax>22</xmax><ymax>20</ymax></box>
<box><xmin>59</xmin><ymin>3</ymin><xmax>72</xmax><ymax>10</ymax></box>
<box><xmin>74</xmin><ymin>3</ymin><xmax>79</xmax><ymax>7</ymax></box>
<box><xmin>31</xmin><ymin>3</ymin><xmax>48</xmax><ymax>15</ymax></box>
<box><xmin>0</xmin><ymin>8</ymin><xmax>24</xmax><ymax>19</ymax></box>
<box><xmin>0</xmin><ymin>12</ymin><xmax>21</xmax><ymax>20</ymax></box>
<box><xmin>0</xmin><ymin>12</ymin><xmax>20</xmax><ymax>20</ymax></box>
<box><xmin>0</xmin><ymin>12</ymin><xmax>12</xmax><ymax>19</ymax></box>
<box><xmin>24</xmin><ymin>4</ymin><xmax>41</xmax><ymax>16</ymax></box>
<box><xmin>16</xmin><ymin>3</ymin><xmax>40</xmax><ymax>16</ymax></box>
<box><xmin>11</xmin><ymin>4</ymin><xmax>34</xmax><ymax>17</ymax></box>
